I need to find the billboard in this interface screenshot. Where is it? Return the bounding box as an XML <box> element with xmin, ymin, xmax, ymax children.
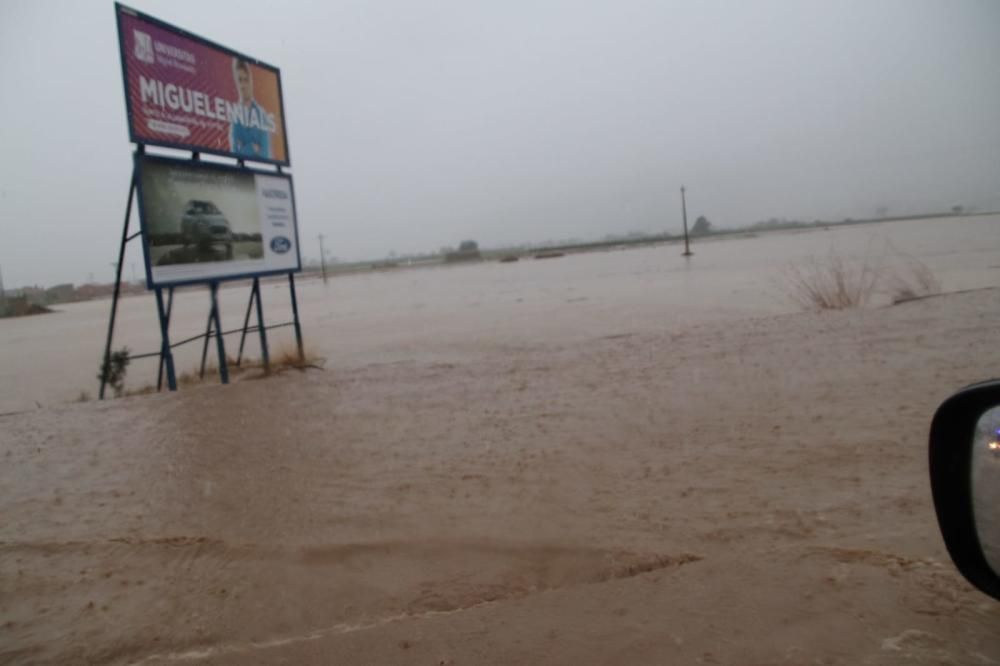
<box><xmin>136</xmin><ymin>156</ymin><xmax>301</xmax><ymax>287</ymax></box>
<box><xmin>116</xmin><ymin>4</ymin><xmax>289</xmax><ymax>165</ymax></box>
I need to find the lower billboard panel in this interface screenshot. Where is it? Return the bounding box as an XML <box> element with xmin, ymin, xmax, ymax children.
<box><xmin>136</xmin><ymin>155</ymin><xmax>301</xmax><ymax>287</ymax></box>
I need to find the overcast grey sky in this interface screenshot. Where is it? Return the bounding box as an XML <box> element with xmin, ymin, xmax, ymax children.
<box><xmin>1</xmin><ymin>0</ymin><xmax>998</xmax><ymax>288</ymax></box>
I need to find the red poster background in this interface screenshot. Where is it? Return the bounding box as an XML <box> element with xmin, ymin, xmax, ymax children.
<box><xmin>118</xmin><ymin>7</ymin><xmax>288</xmax><ymax>164</ymax></box>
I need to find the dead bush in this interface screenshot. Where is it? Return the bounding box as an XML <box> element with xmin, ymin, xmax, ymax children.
<box><xmin>888</xmin><ymin>255</ymin><xmax>941</xmax><ymax>304</ymax></box>
<box><xmin>781</xmin><ymin>251</ymin><xmax>882</xmax><ymax>310</ymax></box>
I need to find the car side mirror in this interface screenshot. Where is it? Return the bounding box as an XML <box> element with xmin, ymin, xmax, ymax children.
<box><xmin>929</xmin><ymin>380</ymin><xmax>1000</xmax><ymax>600</ymax></box>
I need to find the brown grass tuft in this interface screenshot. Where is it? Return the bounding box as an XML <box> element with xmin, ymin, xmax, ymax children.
<box><xmin>781</xmin><ymin>251</ymin><xmax>882</xmax><ymax>310</ymax></box>
<box><xmin>116</xmin><ymin>348</ymin><xmax>323</xmax><ymax>397</ymax></box>
<box><xmin>887</xmin><ymin>255</ymin><xmax>941</xmax><ymax>304</ymax></box>
<box><xmin>781</xmin><ymin>244</ymin><xmax>941</xmax><ymax>311</ymax></box>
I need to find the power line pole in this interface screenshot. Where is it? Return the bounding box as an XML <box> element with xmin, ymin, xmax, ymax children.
<box><xmin>317</xmin><ymin>234</ymin><xmax>328</xmax><ymax>284</ymax></box>
<box><xmin>680</xmin><ymin>185</ymin><xmax>693</xmax><ymax>257</ymax></box>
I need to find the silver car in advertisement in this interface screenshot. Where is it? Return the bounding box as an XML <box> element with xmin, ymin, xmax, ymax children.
<box><xmin>181</xmin><ymin>200</ymin><xmax>233</xmax><ymax>258</ymax></box>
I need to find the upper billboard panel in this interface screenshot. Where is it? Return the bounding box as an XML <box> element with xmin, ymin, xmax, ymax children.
<box><xmin>116</xmin><ymin>4</ymin><xmax>290</xmax><ymax>165</ymax></box>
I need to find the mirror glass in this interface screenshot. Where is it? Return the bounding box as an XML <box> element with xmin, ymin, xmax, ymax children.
<box><xmin>972</xmin><ymin>405</ymin><xmax>1000</xmax><ymax>572</ymax></box>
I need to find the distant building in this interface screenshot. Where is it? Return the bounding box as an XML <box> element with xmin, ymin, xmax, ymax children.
<box><xmin>445</xmin><ymin>240</ymin><xmax>483</xmax><ymax>263</ymax></box>
<box><xmin>46</xmin><ymin>283</ymin><xmax>75</xmax><ymax>304</ymax></box>
<box><xmin>0</xmin><ymin>295</ymin><xmax>51</xmax><ymax>318</ymax></box>
<box><xmin>74</xmin><ymin>283</ymin><xmax>118</xmax><ymax>301</ymax></box>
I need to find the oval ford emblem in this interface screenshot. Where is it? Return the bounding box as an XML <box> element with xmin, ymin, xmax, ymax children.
<box><xmin>270</xmin><ymin>236</ymin><xmax>292</xmax><ymax>254</ymax></box>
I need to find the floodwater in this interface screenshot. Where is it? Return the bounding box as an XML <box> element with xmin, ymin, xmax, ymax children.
<box><xmin>3</xmin><ymin>214</ymin><xmax>1000</xmax><ymax>664</ymax></box>
<box><xmin>1</xmin><ymin>215</ymin><xmax>997</xmax><ymax>413</ymax></box>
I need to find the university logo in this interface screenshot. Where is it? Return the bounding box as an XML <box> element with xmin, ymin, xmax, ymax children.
<box><xmin>134</xmin><ymin>30</ymin><xmax>155</xmax><ymax>64</ymax></box>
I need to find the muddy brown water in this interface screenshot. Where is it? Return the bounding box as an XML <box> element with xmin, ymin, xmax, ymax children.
<box><xmin>3</xmin><ymin>215</ymin><xmax>1000</xmax><ymax>663</ymax></box>
<box><xmin>1</xmin><ymin>215</ymin><xmax>997</xmax><ymax>413</ymax></box>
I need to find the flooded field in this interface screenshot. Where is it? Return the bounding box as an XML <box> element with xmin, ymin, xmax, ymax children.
<box><xmin>2</xmin><ymin>215</ymin><xmax>997</xmax><ymax>413</ymax></box>
<box><xmin>2</xmin><ymin>214</ymin><xmax>1000</xmax><ymax>664</ymax></box>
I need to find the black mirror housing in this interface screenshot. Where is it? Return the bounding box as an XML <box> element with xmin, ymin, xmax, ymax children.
<box><xmin>929</xmin><ymin>379</ymin><xmax>1000</xmax><ymax>600</ymax></box>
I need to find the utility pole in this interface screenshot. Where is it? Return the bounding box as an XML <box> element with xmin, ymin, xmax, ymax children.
<box><xmin>317</xmin><ymin>234</ymin><xmax>328</xmax><ymax>284</ymax></box>
<box><xmin>680</xmin><ymin>185</ymin><xmax>693</xmax><ymax>257</ymax></box>
<box><xmin>0</xmin><ymin>264</ymin><xmax>6</xmax><ymax>314</ymax></box>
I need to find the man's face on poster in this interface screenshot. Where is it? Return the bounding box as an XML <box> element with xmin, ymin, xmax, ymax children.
<box><xmin>235</xmin><ymin>67</ymin><xmax>253</xmax><ymax>102</ymax></box>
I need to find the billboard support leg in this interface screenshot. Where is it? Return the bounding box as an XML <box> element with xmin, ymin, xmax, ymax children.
<box><xmin>210</xmin><ymin>282</ymin><xmax>230</xmax><ymax>384</ymax></box>
<box><xmin>199</xmin><ymin>305</ymin><xmax>214</xmax><ymax>380</ymax></box>
<box><xmin>236</xmin><ymin>280</ymin><xmax>257</xmax><ymax>367</ymax></box>
<box><xmin>155</xmin><ymin>287</ymin><xmax>177</xmax><ymax>391</ymax></box>
<box><xmin>288</xmin><ymin>273</ymin><xmax>304</xmax><ymax>363</ymax></box>
<box><xmin>253</xmin><ymin>278</ymin><xmax>270</xmax><ymax>373</ymax></box>
<box><xmin>99</xmin><ymin>171</ymin><xmax>137</xmax><ymax>400</ymax></box>
<box><xmin>156</xmin><ymin>286</ymin><xmax>175</xmax><ymax>391</ymax></box>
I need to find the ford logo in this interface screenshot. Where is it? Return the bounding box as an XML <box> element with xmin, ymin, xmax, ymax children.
<box><xmin>270</xmin><ymin>236</ymin><xmax>292</xmax><ymax>254</ymax></box>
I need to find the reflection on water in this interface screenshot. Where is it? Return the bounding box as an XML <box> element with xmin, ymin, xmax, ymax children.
<box><xmin>972</xmin><ymin>406</ymin><xmax>1000</xmax><ymax>573</ymax></box>
<box><xmin>0</xmin><ymin>215</ymin><xmax>998</xmax><ymax>412</ymax></box>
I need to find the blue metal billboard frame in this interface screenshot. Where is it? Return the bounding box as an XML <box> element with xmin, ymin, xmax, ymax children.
<box><xmin>103</xmin><ymin>4</ymin><xmax>306</xmax><ymax>400</ymax></box>
<box><xmin>98</xmin><ymin>149</ymin><xmax>306</xmax><ymax>400</ymax></box>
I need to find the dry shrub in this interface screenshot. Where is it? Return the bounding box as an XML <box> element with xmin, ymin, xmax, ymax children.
<box><xmin>236</xmin><ymin>348</ymin><xmax>325</xmax><ymax>374</ymax></box>
<box><xmin>782</xmin><ymin>244</ymin><xmax>941</xmax><ymax>311</ymax></box>
<box><xmin>115</xmin><ymin>348</ymin><xmax>323</xmax><ymax>397</ymax></box>
<box><xmin>782</xmin><ymin>251</ymin><xmax>882</xmax><ymax>310</ymax></box>
<box><xmin>888</xmin><ymin>255</ymin><xmax>941</xmax><ymax>304</ymax></box>
<box><xmin>182</xmin><ymin>348</ymin><xmax>324</xmax><ymax>385</ymax></box>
